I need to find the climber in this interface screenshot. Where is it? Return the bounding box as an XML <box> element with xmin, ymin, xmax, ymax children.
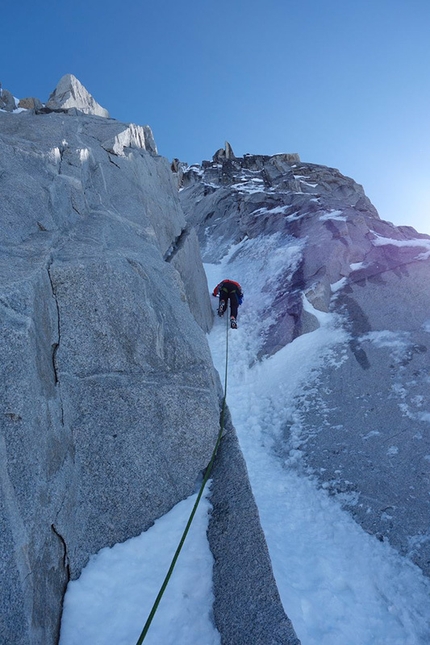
<box><xmin>212</xmin><ymin>279</ymin><xmax>243</xmax><ymax>329</ymax></box>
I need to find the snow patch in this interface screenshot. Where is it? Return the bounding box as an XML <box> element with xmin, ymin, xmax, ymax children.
<box><xmin>372</xmin><ymin>233</ymin><xmax>430</xmax><ymax>259</ymax></box>
<box><xmin>331</xmin><ymin>277</ymin><xmax>348</xmax><ymax>293</ymax></box>
<box><xmin>232</xmin><ymin>181</ymin><xmax>267</xmax><ymax>195</ymax></box>
<box><xmin>48</xmin><ymin>147</ymin><xmax>62</xmax><ymax>164</ymax></box>
<box><xmin>253</xmin><ymin>205</ymin><xmax>290</xmax><ymax>217</ymax></box>
<box><xmin>60</xmin><ymin>488</ymin><xmax>220</xmax><ymax>645</ymax></box>
<box><xmin>363</xmin><ymin>430</ymin><xmax>381</xmax><ymax>440</ymax></box>
<box><xmin>361</xmin><ymin>330</ymin><xmax>410</xmax><ymax>351</ymax></box>
<box><xmin>319</xmin><ymin>210</ymin><xmax>347</xmax><ymax>222</ymax></box>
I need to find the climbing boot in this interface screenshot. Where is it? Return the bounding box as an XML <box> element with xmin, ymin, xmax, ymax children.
<box><xmin>230</xmin><ymin>317</ymin><xmax>237</xmax><ymax>329</ymax></box>
<box><xmin>218</xmin><ymin>300</ymin><xmax>226</xmax><ymax>317</ymax></box>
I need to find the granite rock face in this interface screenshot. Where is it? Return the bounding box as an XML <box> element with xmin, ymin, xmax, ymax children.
<box><xmin>179</xmin><ymin>145</ymin><xmax>430</xmax><ymax>576</ymax></box>
<box><xmin>167</xmin><ymin>227</ymin><xmax>214</xmax><ymax>333</ymax></box>
<box><xmin>208</xmin><ymin>413</ymin><xmax>301</xmax><ymax>645</ymax></box>
<box><xmin>0</xmin><ymin>107</ymin><xmax>219</xmax><ymax>644</ymax></box>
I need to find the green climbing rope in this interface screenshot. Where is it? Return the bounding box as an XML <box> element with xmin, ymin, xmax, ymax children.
<box><xmin>135</xmin><ymin>307</ymin><xmax>230</xmax><ymax>645</ymax></box>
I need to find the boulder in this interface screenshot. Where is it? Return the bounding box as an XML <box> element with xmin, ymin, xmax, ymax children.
<box><xmin>18</xmin><ymin>96</ymin><xmax>43</xmax><ymax>110</ymax></box>
<box><xmin>0</xmin><ymin>88</ymin><xmax>17</xmax><ymax>111</ymax></box>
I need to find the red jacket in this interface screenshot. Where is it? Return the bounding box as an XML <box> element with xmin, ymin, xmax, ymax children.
<box><xmin>213</xmin><ymin>280</ymin><xmax>243</xmax><ymax>297</ymax></box>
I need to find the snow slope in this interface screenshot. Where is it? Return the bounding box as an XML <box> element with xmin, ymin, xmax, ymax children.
<box><xmin>59</xmin><ymin>490</ymin><xmax>220</xmax><ymax>645</ymax></box>
<box><xmin>205</xmin><ymin>246</ymin><xmax>430</xmax><ymax>645</ymax></box>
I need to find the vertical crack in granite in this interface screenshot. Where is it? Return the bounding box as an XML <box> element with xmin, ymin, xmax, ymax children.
<box><xmin>47</xmin><ymin>261</ymin><xmax>64</xmax><ymax>425</ymax></box>
<box><xmin>163</xmin><ymin>225</ymin><xmax>190</xmax><ymax>263</ymax></box>
<box><xmin>51</xmin><ymin>524</ymin><xmax>71</xmax><ymax>583</ymax></box>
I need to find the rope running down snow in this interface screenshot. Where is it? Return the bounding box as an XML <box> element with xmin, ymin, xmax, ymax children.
<box><xmin>135</xmin><ymin>307</ymin><xmax>230</xmax><ymax>644</ymax></box>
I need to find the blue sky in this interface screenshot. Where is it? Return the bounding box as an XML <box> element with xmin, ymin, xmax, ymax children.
<box><xmin>3</xmin><ymin>0</ymin><xmax>430</xmax><ymax>233</ymax></box>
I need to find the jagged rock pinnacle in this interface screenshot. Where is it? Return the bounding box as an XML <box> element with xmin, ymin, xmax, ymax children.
<box><xmin>213</xmin><ymin>141</ymin><xmax>236</xmax><ymax>163</ymax></box>
<box><xmin>46</xmin><ymin>74</ymin><xmax>109</xmax><ymax>117</ymax></box>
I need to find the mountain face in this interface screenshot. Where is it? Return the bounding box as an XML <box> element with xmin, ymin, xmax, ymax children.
<box><xmin>2</xmin><ymin>75</ymin><xmax>430</xmax><ymax>645</ymax></box>
<box><xmin>1</xmin><ymin>83</ymin><xmax>297</xmax><ymax>645</ymax></box>
<box><xmin>0</xmin><ymin>102</ymin><xmax>221</xmax><ymax>643</ymax></box>
<box><xmin>179</xmin><ymin>144</ymin><xmax>430</xmax><ymax>576</ymax></box>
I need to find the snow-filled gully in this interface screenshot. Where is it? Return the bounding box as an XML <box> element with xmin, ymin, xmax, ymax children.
<box><xmin>60</xmin><ymin>257</ymin><xmax>430</xmax><ymax>645</ymax></box>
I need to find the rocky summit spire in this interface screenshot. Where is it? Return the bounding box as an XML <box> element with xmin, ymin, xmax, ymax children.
<box><xmin>213</xmin><ymin>141</ymin><xmax>236</xmax><ymax>163</ymax></box>
<box><xmin>46</xmin><ymin>73</ymin><xmax>109</xmax><ymax>117</ymax></box>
